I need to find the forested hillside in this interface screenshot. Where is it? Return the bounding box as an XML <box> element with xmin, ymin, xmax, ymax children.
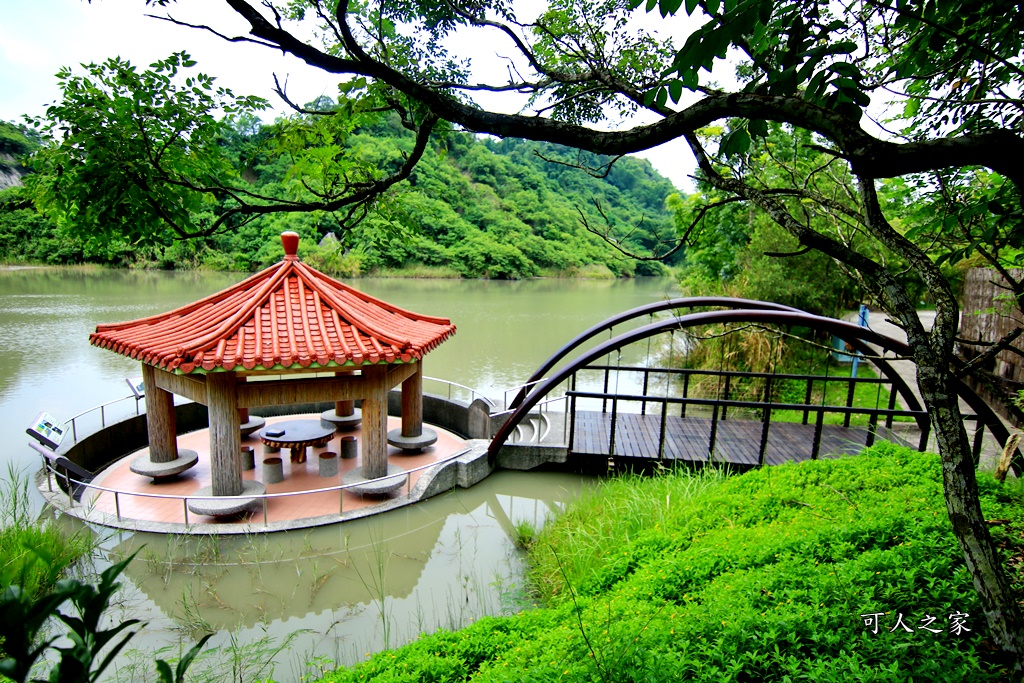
<box><xmin>0</xmin><ymin>115</ymin><xmax>679</xmax><ymax>278</ymax></box>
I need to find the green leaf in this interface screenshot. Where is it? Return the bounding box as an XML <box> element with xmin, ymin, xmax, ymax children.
<box><xmin>748</xmin><ymin>118</ymin><xmax>769</xmax><ymax>137</ymax></box>
<box><xmin>656</xmin><ymin>86</ymin><xmax>669</xmax><ymax>108</ymax></box>
<box><xmin>685</xmin><ymin>0</ymin><xmax>700</xmax><ymax>14</ymax></box>
<box><xmin>669</xmin><ymin>79</ymin><xmax>684</xmax><ymax>103</ymax></box>
<box><xmin>706</xmin><ymin>0</ymin><xmax>721</xmax><ymax>15</ymax></box>
<box><xmin>720</xmin><ymin>128</ymin><xmax>751</xmax><ymax>157</ymax></box>
<box><xmin>660</xmin><ymin>0</ymin><xmax>684</xmax><ymax>16</ymax></box>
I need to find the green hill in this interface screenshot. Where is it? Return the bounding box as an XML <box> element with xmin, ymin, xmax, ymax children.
<box><xmin>0</xmin><ymin>114</ymin><xmax>682</xmax><ymax>277</ymax></box>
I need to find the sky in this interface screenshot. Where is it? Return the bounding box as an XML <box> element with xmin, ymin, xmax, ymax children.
<box><xmin>0</xmin><ymin>0</ymin><xmax>696</xmax><ymax>190</ymax></box>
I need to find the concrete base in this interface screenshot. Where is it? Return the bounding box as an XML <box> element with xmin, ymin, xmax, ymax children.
<box><xmin>387</xmin><ymin>427</ymin><xmax>437</xmax><ymax>452</ymax></box>
<box><xmin>240</xmin><ymin>416</ymin><xmax>267</xmax><ymax>437</ymax></box>
<box><xmin>130</xmin><ymin>449</ymin><xmax>199</xmax><ymax>479</ymax></box>
<box><xmin>320</xmin><ymin>408</ymin><xmax>362</xmax><ymax>430</ymax></box>
<box><xmin>186</xmin><ymin>480</ymin><xmax>266</xmax><ymax>517</ymax></box>
<box><xmin>342</xmin><ymin>464</ymin><xmax>407</xmax><ymax>495</ymax></box>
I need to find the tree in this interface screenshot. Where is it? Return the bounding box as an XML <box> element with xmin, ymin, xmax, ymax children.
<box><xmin>37</xmin><ymin>0</ymin><xmax>1024</xmax><ymax>672</ymax></box>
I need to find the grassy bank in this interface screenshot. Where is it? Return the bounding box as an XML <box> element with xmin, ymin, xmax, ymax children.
<box><xmin>317</xmin><ymin>443</ymin><xmax>1021</xmax><ymax>682</ymax></box>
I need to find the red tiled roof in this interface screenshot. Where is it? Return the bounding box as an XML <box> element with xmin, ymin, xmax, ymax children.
<box><xmin>90</xmin><ymin>232</ymin><xmax>455</xmax><ymax>374</ymax></box>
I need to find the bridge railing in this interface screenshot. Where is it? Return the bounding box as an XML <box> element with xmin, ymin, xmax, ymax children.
<box><xmin>575</xmin><ymin>363</ymin><xmax>915</xmax><ymax>429</ymax></box>
<box><xmin>565</xmin><ymin>389</ymin><xmax>935</xmax><ymax>466</ymax></box>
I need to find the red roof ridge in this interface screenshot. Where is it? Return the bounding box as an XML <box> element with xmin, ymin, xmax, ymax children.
<box><xmin>90</xmin><ymin>232</ymin><xmax>455</xmax><ymax>373</ymax></box>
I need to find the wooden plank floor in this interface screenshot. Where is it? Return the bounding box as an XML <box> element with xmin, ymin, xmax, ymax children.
<box><xmin>572</xmin><ymin>410</ymin><xmax>908</xmax><ymax>466</ymax></box>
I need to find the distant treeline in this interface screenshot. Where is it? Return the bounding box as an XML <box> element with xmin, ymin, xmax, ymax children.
<box><xmin>0</xmin><ymin>118</ymin><xmax>681</xmax><ymax>279</ymax></box>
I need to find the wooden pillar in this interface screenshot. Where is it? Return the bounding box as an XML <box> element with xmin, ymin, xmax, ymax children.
<box><xmin>207</xmin><ymin>372</ymin><xmax>242</xmax><ymax>496</ymax></box>
<box><xmin>335</xmin><ymin>369</ymin><xmax>355</xmax><ymax>417</ymax></box>
<box><xmin>361</xmin><ymin>365</ymin><xmax>388</xmax><ymax>479</ymax></box>
<box><xmin>401</xmin><ymin>362</ymin><xmax>424</xmax><ymax>437</ymax></box>
<box><xmin>142</xmin><ymin>363</ymin><xmax>178</xmax><ymax>463</ymax></box>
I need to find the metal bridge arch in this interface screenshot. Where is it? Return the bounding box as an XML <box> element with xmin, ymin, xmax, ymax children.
<box><xmin>490</xmin><ymin>305</ymin><xmax>1013</xmax><ymax>466</ymax></box>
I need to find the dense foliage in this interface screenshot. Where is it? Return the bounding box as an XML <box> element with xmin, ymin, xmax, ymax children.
<box><xmin>317</xmin><ymin>444</ymin><xmax>1022</xmax><ymax>682</ymax></box>
<box><xmin>6</xmin><ymin>102</ymin><xmax>678</xmax><ymax>277</ymax></box>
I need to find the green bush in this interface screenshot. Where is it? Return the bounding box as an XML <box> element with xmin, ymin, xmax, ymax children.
<box><xmin>319</xmin><ymin>444</ymin><xmax>1019</xmax><ymax>682</ymax></box>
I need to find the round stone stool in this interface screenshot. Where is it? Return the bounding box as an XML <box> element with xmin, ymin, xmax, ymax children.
<box><xmin>387</xmin><ymin>427</ymin><xmax>438</xmax><ymax>452</ymax></box>
<box><xmin>262</xmin><ymin>457</ymin><xmax>284</xmax><ymax>484</ymax></box>
<box><xmin>340</xmin><ymin>435</ymin><xmax>358</xmax><ymax>459</ymax></box>
<box><xmin>240</xmin><ymin>415</ymin><xmax>266</xmax><ymax>437</ymax></box>
<box><xmin>240</xmin><ymin>446</ymin><xmax>255</xmax><ymax>471</ymax></box>
<box><xmin>342</xmin><ymin>464</ymin><xmax>407</xmax><ymax>495</ymax></box>
<box><xmin>319</xmin><ymin>451</ymin><xmax>339</xmax><ymax>477</ymax></box>
<box><xmin>320</xmin><ymin>408</ymin><xmax>362</xmax><ymax>430</ymax></box>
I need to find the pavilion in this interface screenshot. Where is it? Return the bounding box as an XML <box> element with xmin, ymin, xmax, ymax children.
<box><xmin>90</xmin><ymin>231</ymin><xmax>455</xmax><ymax>512</ymax></box>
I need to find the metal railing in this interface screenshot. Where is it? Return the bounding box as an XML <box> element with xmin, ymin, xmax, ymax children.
<box><xmin>423</xmin><ymin>376</ymin><xmax>496</xmax><ymax>407</ymax></box>
<box><xmin>63</xmin><ymin>394</ymin><xmax>145</xmax><ymax>444</ymax></box>
<box><xmin>561</xmin><ymin>387</ymin><xmax>999</xmax><ymax>466</ymax></box>
<box><xmin>40</xmin><ymin>445</ymin><xmax>473</xmax><ymax>530</ymax></box>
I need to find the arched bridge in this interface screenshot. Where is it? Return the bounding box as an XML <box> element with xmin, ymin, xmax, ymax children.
<box><xmin>489</xmin><ymin>298</ymin><xmax>1017</xmax><ymax>473</ymax></box>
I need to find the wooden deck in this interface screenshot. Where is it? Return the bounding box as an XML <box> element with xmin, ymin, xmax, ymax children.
<box><xmin>571</xmin><ymin>410</ymin><xmax>909</xmax><ymax>467</ymax></box>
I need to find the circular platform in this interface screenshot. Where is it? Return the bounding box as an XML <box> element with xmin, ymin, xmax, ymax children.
<box><xmin>186</xmin><ymin>480</ymin><xmax>267</xmax><ymax>517</ymax></box>
<box><xmin>320</xmin><ymin>408</ymin><xmax>362</xmax><ymax>430</ymax></box>
<box><xmin>130</xmin><ymin>449</ymin><xmax>199</xmax><ymax>479</ymax></box>
<box><xmin>342</xmin><ymin>464</ymin><xmax>407</xmax><ymax>495</ymax></box>
<box><xmin>387</xmin><ymin>427</ymin><xmax>438</xmax><ymax>451</ymax></box>
<box><xmin>240</xmin><ymin>416</ymin><xmax>267</xmax><ymax>437</ymax></box>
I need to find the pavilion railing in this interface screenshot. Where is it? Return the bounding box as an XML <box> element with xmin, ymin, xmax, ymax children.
<box><xmin>423</xmin><ymin>376</ymin><xmax>496</xmax><ymax>407</ymax></box>
<box><xmin>63</xmin><ymin>394</ymin><xmax>145</xmax><ymax>445</ymax></box>
<box><xmin>38</xmin><ymin>445</ymin><xmax>473</xmax><ymax>530</ymax></box>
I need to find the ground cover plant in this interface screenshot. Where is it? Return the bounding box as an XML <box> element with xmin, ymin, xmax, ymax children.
<box><xmin>317</xmin><ymin>443</ymin><xmax>1023</xmax><ymax>682</ymax></box>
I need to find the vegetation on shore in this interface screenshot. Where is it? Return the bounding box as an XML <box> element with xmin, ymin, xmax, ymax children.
<box><xmin>1</xmin><ymin>118</ymin><xmax>677</xmax><ymax>280</ymax></box>
<box><xmin>315</xmin><ymin>443</ymin><xmax>1021</xmax><ymax>682</ymax></box>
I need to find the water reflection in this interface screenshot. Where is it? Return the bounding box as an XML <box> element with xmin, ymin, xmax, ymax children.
<box><xmin>104</xmin><ymin>470</ymin><xmax>591</xmax><ymax>680</ymax></box>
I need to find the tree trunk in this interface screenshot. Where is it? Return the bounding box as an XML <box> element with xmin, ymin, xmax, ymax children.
<box><xmin>916</xmin><ymin>350</ymin><xmax>1024</xmax><ymax>675</ymax></box>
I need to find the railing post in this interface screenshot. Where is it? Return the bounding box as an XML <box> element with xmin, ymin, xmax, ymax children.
<box><xmin>608</xmin><ymin>397</ymin><xmax>619</xmax><ymax>457</ymax></box>
<box><xmin>65</xmin><ymin>471</ymin><xmax>73</xmax><ymax>507</ymax></box>
<box><xmin>802</xmin><ymin>378</ymin><xmax>813</xmax><ymax>425</ymax></box>
<box><xmin>658</xmin><ymin>400</ymin><xmax>668</xmax><ymax>460</ymax></box>
<box><xmin>866</xmin><ymin>410</ymin><xmax>878</xmax><ymax>447</ymax></box>
<box><xmin>708</xmin><ymin>403</ymin><xmax>720</xmax><ymax>462</ymax></box>
<box><xmin>183</xmin><ymin>499</ymin><xmax>189</xmax><ymax>528</ymax></box>
<box><xmin>266</xmin><ymin>497</ymin><xmax>271</xmax><ymax>527</ymax></box>
<box><xmin>843</xmin><ymin>379</ymin><xmax>855</xmax><ymax>429</ymax></box>
<box><xmin>758</xmin><ymin>376</ymin><xmax>773</xmax><ymax>466</ymax></box>
<box><xmin>681</xmin><ymin>374</ymin><xmax>690</xmax><ymax>418</ymax></box>
<box><xmin>602</xmin><ymin>367</ymin><xmax>610</xmax><ymax>413</ymax></box>
<box><xmin>918</xmin><ymin>418</ymin><xmax>931</xmax><ymax>452</ymax></box>
<box><xmin>885</xmin><ymin>385</ymin><xmax>897</xmax><ymax>430</ymax></box>
<box><xmin>115</xmin><ymin>492</ymin><xmax>121</xmax><ymax>522</ymax></box>
<box><xmin>568</xmin><ymin>393</ymin><xmax>577</xmax><ymax>454</ymax></box>
<box><xmin>641</xmin><ymin>370</ymin><xmax>649</xmax><ymax>416</ymax></box>
<box><xmin>101</xmin><ymin>404</ymin><xmax>106</xmax><ymax>428</ymax></box>
<box><xmin>811</xmin><ymin>409</ymin><xmax>825</xmax><ymax>460</ymax></box>
<box><xmin>972</xmin><ymin>422</ymin><xmax>985</xmax><ymax>465</ymax></box>
<box><xmin>721</xmin><ymin>375</ymin><xmax>731</xmax><ymax>421</ymax></box>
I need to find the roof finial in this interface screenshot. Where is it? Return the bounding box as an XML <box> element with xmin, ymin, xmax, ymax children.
<box><xmin>281</xmin><ymin>231</ymin><xmax>300</xmax><ymax>260</ymax></box>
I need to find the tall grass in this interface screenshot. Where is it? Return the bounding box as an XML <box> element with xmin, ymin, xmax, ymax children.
<box><xmin>0</xmin><ymin>466</ymin><xmax>92</xmax><ymax>599</ymax></box>
<box><xmin>526</xmin><ymin>467</ymin><xmax>728</xmax><ymax>599</ymax></box>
